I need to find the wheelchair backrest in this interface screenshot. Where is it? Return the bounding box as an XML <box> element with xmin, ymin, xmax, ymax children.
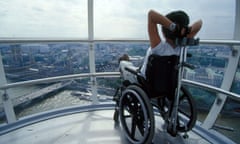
<box><xmin>145</xmin><ymin>54</ymin><xmax>179</xmax><ymax>99</ymax></box>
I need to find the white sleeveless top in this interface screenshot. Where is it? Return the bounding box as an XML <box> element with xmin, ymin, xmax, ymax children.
<box><xmin>140</xmin><ymin>41</ymin><xmax>181</xmax><ymax>78</ymax></box>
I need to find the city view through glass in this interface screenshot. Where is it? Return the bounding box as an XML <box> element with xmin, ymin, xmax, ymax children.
<box><xmin>0</xmin><ymin>42</ymin><xmax>239</xmax><ymax>108</ymax></box>
<box><xmin>1</xmin><ymin>42</ymin><xmax>240</xmax><ymax>143</ymax></box>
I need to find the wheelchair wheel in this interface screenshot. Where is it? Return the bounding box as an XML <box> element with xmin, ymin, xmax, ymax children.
<box><xmin>119</xmin><ymin>85</ymin><xmax>155</xmax><ymax>144</ymax></box>
<box><xmin>177</xmin><ymin>86</ymin><xmax>197</xmax><ymax>132</ymax></box>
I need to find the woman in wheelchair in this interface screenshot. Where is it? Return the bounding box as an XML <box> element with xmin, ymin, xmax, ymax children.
<box><xmin>115</xmin><ymin>9</ymin><xmax>202</xmax><ymax>144</ymax></box>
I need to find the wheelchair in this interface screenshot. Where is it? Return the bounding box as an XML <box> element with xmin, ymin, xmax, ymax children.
<box><xmin>113</xmin><ymin>38</ymin><xmax>199</xmax><ymax>144</ymax></box>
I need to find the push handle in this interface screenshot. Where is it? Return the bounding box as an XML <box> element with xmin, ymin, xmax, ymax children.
<box><xmin>175</xmin><ymin>37</ymin><xmax>199</xmax><ymax>46</ymax></box>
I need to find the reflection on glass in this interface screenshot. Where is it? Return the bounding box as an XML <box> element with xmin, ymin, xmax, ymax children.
<box><xmin>231</xmin><ymin>61</ymin><xmax>240</xmax><ymax>95</ymax></box>
<box><xmin>0</xmin><ymin>43</ymin><xmax>89</xmax><ymax>82</ymax></box>
<box><xmin>187</xmin><ymin>44</ymin><xmax>231</xmax><ymax>87</ymax></box>
<box><xmin>95</xmin><ymin>43</ymin><xmax>231</xmax><ymax>87</ymax></box>
<box><xmin>215</xmin><ymin>97</ymin><xmax>240</xmax><ymax>144</ymax></box>
<box><xmin>94</xmin><ymin>42</ymin><xmax>148</xmax><ymax>72</ymax></box>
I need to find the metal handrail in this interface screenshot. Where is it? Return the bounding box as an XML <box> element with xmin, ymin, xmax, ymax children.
<box><xmin>1</xmin><ymin>38</ymin><xmax>240</xmax><ymax>45</ymax></box>
<box><xmin>0</xmin><ymin>72</ymin><xmax>120</xmax><ymax>90</ymax></box>
<box><xmin>200</xmin><ymin>39</ymin><xmax>240</xmax><ymax>45</ymax></box>
<box><xmin>182</xmin><ymin>79</ymin><xmax>240</xmax><ymax>101</ymax></box>
<box><xmin>1</xmin><ymin>71</ymin><xmax>240</xmax><ymax>102</ymax></box>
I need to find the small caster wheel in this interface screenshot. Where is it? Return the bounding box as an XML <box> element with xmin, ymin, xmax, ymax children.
<box><xmin>183</xmin><ymin>133</ymin><xmax>189</xmax><ymax>139</ymax></box>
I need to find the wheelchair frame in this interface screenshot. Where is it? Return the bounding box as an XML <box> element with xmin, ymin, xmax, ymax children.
<box><xmin>113</xmin><ymin>38</ymin><xmax>199</xmax><ymax>144</ymax></box>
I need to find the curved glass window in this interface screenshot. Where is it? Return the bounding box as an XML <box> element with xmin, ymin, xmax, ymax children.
<box><xmin>231</xmin><ymin>58</ymin><xmax>240</xmax><ymax>94</ymax></box>
<box><xmin>0</xmin><ymin>0</ymin><xmax>88</xmax><ymax>38</ymax></box>
<box><xmin>94</xmin><ymin>0</ymin><xmax>235</xmax><ymax>39</ymax></box>
<box><xmin>0</xmin><ymin>0</ymin><xmax>235</xmax><ymax>39</ymax></box>
<box><xmin>0</xmin><ymin>43</ymin><xmax>89</xmax><ymax>82</ymax></box>
<box><xmin>187</xmin><ymin>44</ymin><xmax>231</xmax><ymax>87</ymax></box>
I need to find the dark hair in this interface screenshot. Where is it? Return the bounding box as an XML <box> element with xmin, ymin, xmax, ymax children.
<box><xmin>118</xmin><ymin>54</ymin><xmax>130</xmax><ymax>63</ymax></box>
<box><xmin>162</xmin><ymin>10</ymin><xmax>190</xmax><ymax>40</ymax></box>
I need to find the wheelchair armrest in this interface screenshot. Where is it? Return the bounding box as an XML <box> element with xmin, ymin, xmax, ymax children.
<box><xmin>125</xmin><ymin>67</ymin><xmax>138</xmax><ymax>75</ymax></box>
<box><xmin>125</xmin><ymin>66</ymin><xmax>147</xmax><ymax>87</ymax></box>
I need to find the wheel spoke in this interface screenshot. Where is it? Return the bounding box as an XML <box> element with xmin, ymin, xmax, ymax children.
<box><xmin>178</xmin><ymin>108</ymin><xmax>190</xmax><ymax>116</ymax></box>
<box><xmin>131</xmin><ymin>116</ymin><xmax>137</xmax><ymax>138</ymax></box>
<box><xmin>137</xmin><ymin>119</ymin><xmax>146</xmax><ymax>136</ymax></box>
<box><xmin>119</xmin><ymin>86</ymin><xmax>155</xmax><ymax>144</ymax></box>
<box><xmin>124</xmin><ymin>115</ymin><xmax>131</xmax><ymax>118</ymax></box>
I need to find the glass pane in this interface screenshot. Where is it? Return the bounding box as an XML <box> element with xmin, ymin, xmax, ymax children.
<box><xmin>223</xmin><ymin>53</ymin><xmax>240</xmax><ymax>144</ymax></box>
<box><xmin>0</xmin><ymin>0</ymin><xmax>88</xmax><ymax>38</ymax></box>
<box><xmin>1</xmin><ymin>0</ymin><xmax>235</xmax><ymax>39</ymax></box>
<box><xmin>97</xmin><ymin>77</ymin><xmax>120</xmax><ymax>97</ymax></box>
<box><xmin>231</xmin><ymin>59</ymin><xmax>240</xmax><ymax>94</ymax></box>
<box><xmin>94</xmin><ymin>0</ymin><xmax>235</xmax><ymax>39</ymax></box>
<box><xmin>186</xmin><ymin>44</ymin><xmax>231</xmax><ymax>87</ymax></box>
<box><xmin>214</xmin><ymin>97</ymin><xmax>240</xmax><ymax>144</ymax></box>
<box><xmin>0</xmin><ymin>43</ymin><xmax>89</xmax><ymax>82</ymax></box>
<box><xmin>0</xmin><ymin>42</ymin><xmax>91</xmax><ymax>120</ymax></box>
<box><xmin>15</xmin><ymin>80</ymin><xmax>92</xmax><ymax>119</ymax></box>
<box><xmin>95</xmin><ymin>42</ymin><xmax>148</xmax><ymax>72</ymax></box>
<box><xmin>184</xmin><ymin>86</ymin><xmax>216</xmax><ymax>122</ymax></box>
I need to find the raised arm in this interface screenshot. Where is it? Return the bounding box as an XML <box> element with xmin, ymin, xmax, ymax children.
<box><xmin>148</xmin><ymin>10</ymin><xmax>203</xmax><ymax>47</ymax></box>
<box><xmin>148</xmin><ymin>10</ymin><xmax>174</xmax><ymax>48</ymax></box>
<box><xmin>187</xmin><ymin>20</ymin><xmax>203</xmax><ymax>38</ymax></box>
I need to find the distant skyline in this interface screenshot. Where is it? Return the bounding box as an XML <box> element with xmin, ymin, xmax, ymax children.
<box><xmin>0</xmin><ymin>0</ymin><xmax>236</xmax><ymax>40</ymax></box>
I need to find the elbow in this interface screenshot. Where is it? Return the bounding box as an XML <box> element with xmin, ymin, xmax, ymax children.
<box><xmin>196</xmin><ymin>19</ymin><xmax>203</xmax><ymax>32</ymax></box>
<box><xmin>188</xmin><ymin>19</ymin><xmax>203</xmax><ymax>38</ymax></box>
<box><xmin>148</xmin><ymin>9</ymin><xmax>155</xmax><ymax>18</ymax></box>
<box><xmin>148</xmin><ymin>9</ymin><xmax>157</xmax><ymax>23</ymax></box>
<box><xmin>148</xmin><ymin>9</ymin><xmax>155</xmax><ymax>14</ymax></box>
<box><xmin>148</xmin><ymin>10</ymin><xmax>153</xmax><ymax>23</ymax></box>
<box><xmin>198</xmin><ymin>19</ymin><xmax>203</xmax><ymax>28</ymax></box>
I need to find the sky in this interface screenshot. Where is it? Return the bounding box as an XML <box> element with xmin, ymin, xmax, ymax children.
<box><xmin>0</xmin><ymin>0</ymin><xmax>236</xmax><ymax>40</ymax></box>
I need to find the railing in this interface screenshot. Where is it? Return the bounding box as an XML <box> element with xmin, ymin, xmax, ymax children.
<box><xmin>0</xmin><ymin>39</ymin><xmax>240</xmax><ymax>143</ymax></box>
<box><xmin>0</xmin><ymin>72</ymin><xmax>120</xmax><ymax>90</ymax></box>
<box><xmin>182</xmin><ymin>79</ymin><xmax>240</xmax><ymax>101</ymax></box>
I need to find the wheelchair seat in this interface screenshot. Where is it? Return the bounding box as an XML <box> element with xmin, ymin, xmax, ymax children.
<box><xmin>145</xmin><ymin>54</ymin><xmax>179</xmax><ymax>100</ymax></box>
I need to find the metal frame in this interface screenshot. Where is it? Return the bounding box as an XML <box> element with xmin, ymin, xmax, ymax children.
<box><xmin>202</xmin><ymin>0</ymin><xmax>240</xmax><ymax>129</ymax></box>
<box><xmin>1</xmin><ymin>39</ymin><xmax>240</xmax><ymax>45</ymax></box>
<box><xmin>0</xmin><ymin>0</ymin><xmax>239</xmax><ymax>135</ymax></box>
<box><xmin>88</xmin><ymin>0</ymin><xmax>98</xmax><ymax>104</ymax></box>
<box><xmin>202</xmin><ymin>46</ymin><xmax>240</xmax><ymax>129</ymax></box>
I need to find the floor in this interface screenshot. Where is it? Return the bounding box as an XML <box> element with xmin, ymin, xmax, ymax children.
<box><xmin>0</xmin><ymin>110</ymin><xmax>210</xmax><ymax>144</ymax></box>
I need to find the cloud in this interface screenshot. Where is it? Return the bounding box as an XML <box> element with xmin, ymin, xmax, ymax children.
<box><xmin>0</xmin><ymin>0</ymin><xmax>235</xmax><ymax>39</ymax></box>
<box><xmin>94</xmin><ymin>0</ymin><xmax>235</xmax><ymax>39</ymax></box>
<box><xmin>0</xmin><ymin>0</ymin><xmax>88</xmax><ymax>38</ymax></box>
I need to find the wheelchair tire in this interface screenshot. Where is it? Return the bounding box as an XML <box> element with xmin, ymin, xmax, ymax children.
<box><xmin>177</xmin><ymin>86</ymin><xmax>197</xmax><ymax>132</ymax></box>
<box><xmin>119</xmin><ymin>85</ymin><xmax>155</xmax><ymax>144</ymax></box>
